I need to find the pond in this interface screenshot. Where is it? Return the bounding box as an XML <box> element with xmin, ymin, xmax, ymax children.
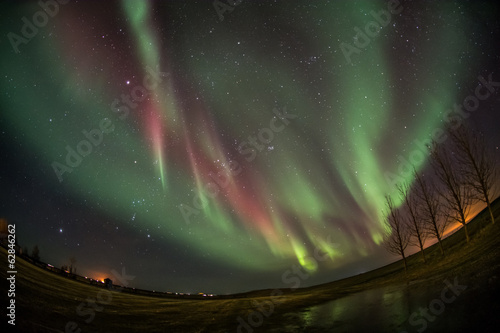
<box><xmin>264</xmin><ymin>278</ymin><xmax>484</xmax><ymax>333</ymax></box>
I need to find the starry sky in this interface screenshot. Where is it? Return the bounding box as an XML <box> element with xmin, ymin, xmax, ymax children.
<box><xmin>1</xmin><ymin>0</ymin><xmax>499</xmax><ymax>294</ymax></box>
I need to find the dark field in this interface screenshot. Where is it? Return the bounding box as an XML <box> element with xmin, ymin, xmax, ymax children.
<box><xmin>2</xmin><ymin>199</ymin><xmax>500</xmax><ymax>332</ymax></box>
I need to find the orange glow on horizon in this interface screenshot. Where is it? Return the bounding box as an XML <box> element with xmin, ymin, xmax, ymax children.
<box><xmin>87</xmin><ymin>271</ymin><xmax>107</xmax><ymax>282</ymax></box>
<box><xmin>442</xmin><ymin>202</ymin><xmax>487</xmax><ymax>238</ymax></box>
<box><xmin>442</xmin><ymin>222</ymin><xmax>462</xmax><ymax>238</ymax></box>
<box><xmin>421</xmin><ymin>202</ymin><xmax>488</xmax><ymax>249</ymax></box>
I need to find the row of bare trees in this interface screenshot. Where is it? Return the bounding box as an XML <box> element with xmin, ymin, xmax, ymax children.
<box><xmin>384</xmin><ymin>125</ymin><xmax>498</xmax><ymax>272</ymax></box>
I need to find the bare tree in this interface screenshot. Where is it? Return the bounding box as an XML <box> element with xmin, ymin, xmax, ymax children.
<box><xmin>413</xmin><ymin>169</ymin><xmax>447</xmax><ymax>255</ymax></box>
<box><xmin>383</xmin><ymin>195</ymin><xmax>410</xmax><ymax>273</ymax></box>
<box><xmin>448</xmin><ymin>125</ymin><xmax>498</xmax><ymax>224</ymax></box>
<box><xmin>397</xmin><ymin>181</ymin><xmax>427</xmax><ymax>263</ymax></box>
<box><xmin>431</xmin><ymin>142</ymin><xmax>474</xmax><ymax>243</ymax></box>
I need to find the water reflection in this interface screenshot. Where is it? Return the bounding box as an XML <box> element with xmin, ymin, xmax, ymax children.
<box><xmin>302</xmin><ymin>285</ymin><xmax>408</xmax><ymax>331</ymax></box>
<box><xmin>269</xmin><ymin>284</ymin><xmax>417</xmax><ymax>332</ymax></box>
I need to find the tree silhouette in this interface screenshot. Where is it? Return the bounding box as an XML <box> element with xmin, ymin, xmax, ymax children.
<box><xmin>413</xmin><ymin>169</ymin><xmax>447</xmax><ymax>255</ymax></box>
<box><xmin>448</xmin><ymin>125</ymin><xmax>498</xmax><ymax>225</ymax></box>
<box><xmin>397</xmin><ymin>180</ymin><xmax>427</xmax><ymax>263</ymax></box>
<box><xmin>431</xmin><ymin>141</ymin><xmax>474</xmax><ymax>243</ymax></box>
<box><xmin>69</xmin><ymin>256</ymin><xmax>77</xmax><ymax>274</ymax></box>
<box><xmin>32</xmin><ymin>245</ymin><xmax>40</xmax><ymax>262</ymax></box>
<box><xmin>383</xmin><ymin>195</ymin><xmax>410</xmax><ymax>273</ymax></box>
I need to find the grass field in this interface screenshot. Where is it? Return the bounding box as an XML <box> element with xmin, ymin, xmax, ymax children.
<box><xmin>1</xmin><ymin>198</ymin><xmax>500</xmax><ymax>332</ymax></box>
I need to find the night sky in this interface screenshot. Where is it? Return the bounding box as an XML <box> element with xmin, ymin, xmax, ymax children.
<box><xmin>1</xmin><ymin>0</ymin><xmax>499</xmax><ymax>295</ymax></box>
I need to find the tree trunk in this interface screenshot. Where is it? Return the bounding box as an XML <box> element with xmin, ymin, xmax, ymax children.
<box><xmin>487</xmin><ymin>200</ymin><xmax>495</xmax><ymax>225</ymax></box>
<box><xmin>461</xmin><ymin>215</ymin><xmax>469</xmax><ymax>244</ymax></box>
<box><xmin>438</xmin><ymin>237</ymin><xmax>445</xmax><ymax>255</ymax></box>
<box><xmin>417</xmin><ymin>235</ymin><xmax>426</xmax><ymax>263</ymax></box>
<box><xmin>462</xmin><ymin>219</ymin><xmax>470</xmax><ymax>243</ymax></box>
<box><xmin>420</xmin><ymin>246</ymin><xmax>426</xmax><ymax>263</ymax></box>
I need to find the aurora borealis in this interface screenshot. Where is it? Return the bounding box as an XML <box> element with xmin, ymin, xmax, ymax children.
<box><xmin>1</xmin><ymin>0</ymin><xmax>499</xmax><ymax>294</ymax></box>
